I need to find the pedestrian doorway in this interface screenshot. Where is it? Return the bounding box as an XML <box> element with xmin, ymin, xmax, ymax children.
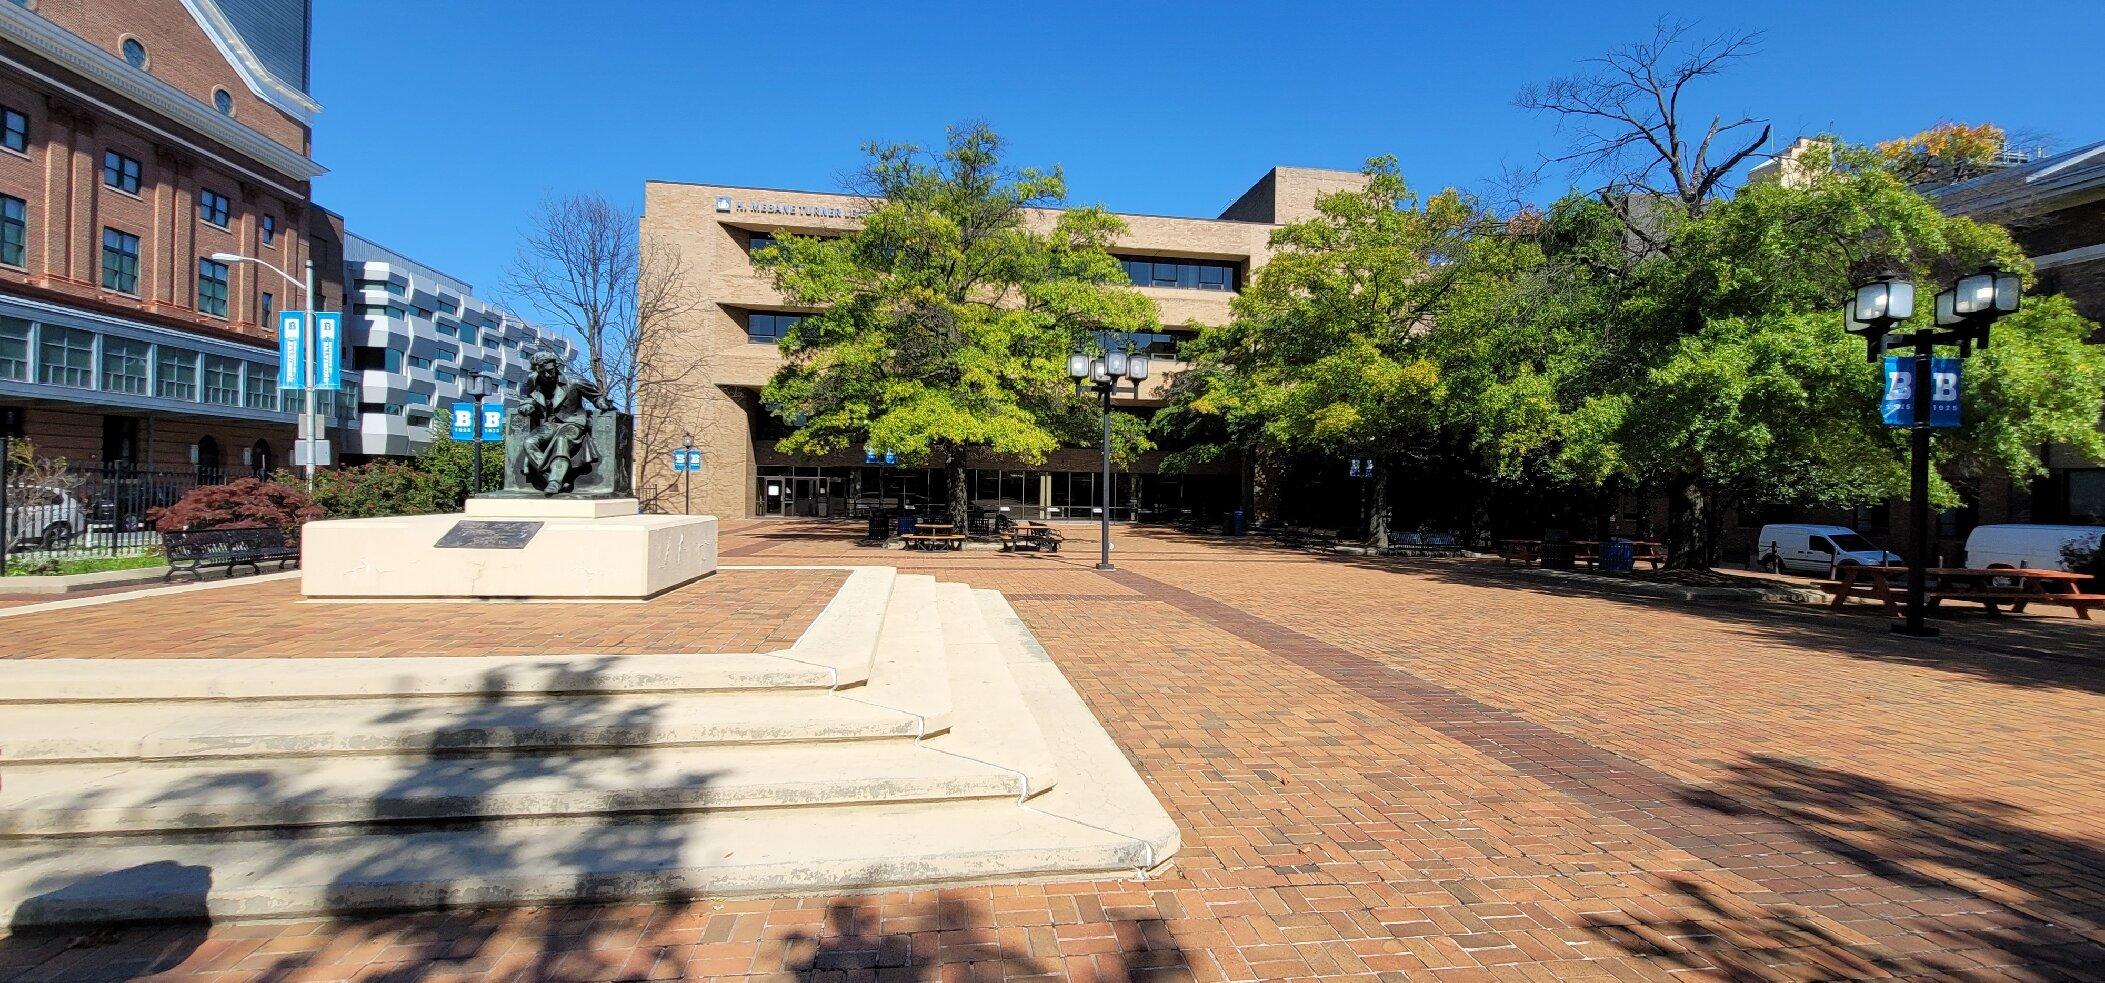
<box><xmin>757</xmin><ymin>474</ymin><xmax>844</xmax><ymax>517</ymax></box>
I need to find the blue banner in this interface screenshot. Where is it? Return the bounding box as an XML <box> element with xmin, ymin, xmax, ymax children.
<box><xmin>277</xmin><ymin>311</ymin><xmax>305</xmax><ymax>389</ymax></box>
<box><xmin>480</xmin><ymin>404</ymin><xmax>505</xmax><ymax>441</ymax></box>
<box><xmin>314</xmin><ymin>312</ymin><xmax>342</xmax><ymax>389</ymax></box>
<box><xmin>450</xmin><ymin>402</ymin><xmax>475</xmax><ymax>441</ymax></box>
<box><xmin>1881</xmin><ymin>356</ymin><xmax>1962</xmax><ymax>428</ymax></box>
<box><xmin>672</xmin><ymin>449</ymin><xmax>703</xmax><ymax>473</ymax></box>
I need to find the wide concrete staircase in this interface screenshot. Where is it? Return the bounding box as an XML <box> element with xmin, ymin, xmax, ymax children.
<box><xmin>0</xmin><ymin>569</ymin><xmax>1177</xmax><ymax>927</ymax></box>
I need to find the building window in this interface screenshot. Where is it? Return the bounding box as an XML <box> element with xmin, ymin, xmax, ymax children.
<box><xmin>747</xmin><ymin>311</ymin><xmax>806</xmax><ymax>344</ymax></box>
<box><xmin>101</xmin><ymin>228</ymin><xmax>140</xmax><ymax>293</ymax></box>
<box><xmin>0</xmin><ymin>315</ymin><xmax>29</xmax><ymax>381</ymax></box>
<box><xmin>121</xmin><ymin>37</ymin><xmax>148</xmax><ymax>69</ymax></box>
<box><xmin>261</xmin><ymin>291</ymin><xmax>274</xmax><ymax>323</ymax></box>
<box><xmin>261</xmin><ymin>214</ymin><xmax>276</xmax><ymax>246</ymax></box>
<box><xmin>435</xmin><ymin>367</ymin><xmax>457</xmax><ymax>383</ymax></box>
<box><xmin>1116</xmin><ymin>255</ymin><xmax>1239</xmax><ymax>292</ymax></box>
<box><xmin>156</xmin><ymin>347</ymin><xmax>198</xmax><ymax>400</ymax></box>
<box><xmin>0</xmin><ymin>194</ymin><xmax>24</xmax><ymax>267</ymax></box>
<box><xmin>213</xmin><ymin>88</ymin><xmax>233</xmax><ymax>116</ymax></box>
<box><xmin>202</xmin><ymin>354</ymin><xmax>242</xmax><ymax>405</ymax></box>
<box><xmin>435</xmin><ymin>320</ymin><xmax>457</xmax><ymax>336</ymax></box>
<box><xmin>404</xmin><ymin>390</ymin><xmax>431</xmax><ymax>406</ymax></box>
<box><xmin>244</xmin><ymin>361</ymin><xmax>276</xmax><ymax>409</ymax></box>
<box><xmin>407</xmin><ymin>354</ymin><xmax>431</xmax><ymax>369</ymax></box>
<box><xmin>101</xmin><ymin>336</ymin><xmax>148</xmax><ymax>394</ymax></box>
<box><xmin>196</xmin><ymin>258</ymin><xmax>229</xmax><ymax>317</ymax></box>
<box><xmin>102</xmin><ymin>150</ymin><xmax>141</xmax><ymax>194</ymax></box>
<box><xmin>458</xmin><ymin>321</ymin><xmax>478</xmax><ymax>345</ymax></box>
<box><xmin>37</xmin><ymin>324</ymin><xmax>95</xmax><ymax>388</ymax></box>
<box><xmin>199</xmin><ymin>188</ymin><xmax>230</xmax><ymax>228</ymax></box>
<box><xmin>433</xmin><ymin>345</ymin><xmax>457</xmax><ymax>362</ymax></box>
<box><xmin>352</xmin><ymin>346</ymin><xmax>401</xmax><ymax>373</ymax></box>
<box><xmin>0</xmin><ymin>106</ymin><xmax>25</xmax><ymax>154</ymax></box>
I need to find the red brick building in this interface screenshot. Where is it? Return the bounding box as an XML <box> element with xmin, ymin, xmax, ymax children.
<box><xmin>0</xmin><ymin>0</ymin><xmax>340</xmax><ymax>482</ymax></box>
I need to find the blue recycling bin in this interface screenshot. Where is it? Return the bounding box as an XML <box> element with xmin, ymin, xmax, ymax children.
<box><xmin>896</xmin><ymin>515</ymin><xmax>918</xmax><ymax>536</ymax></box>
<box><xmin>1231</xmin><ymin>510</ymin><xmax>1246</xmax><ymax>536</ymax></box>
<box><xmin>1600</xmin><ymin>538</ymin><xmax>1636</xmax><ymax>574</ymax></box>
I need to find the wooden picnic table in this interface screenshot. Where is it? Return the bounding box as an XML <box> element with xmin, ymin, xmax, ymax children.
<box><xmin>900</xmin><ymin>523</ymin><xmax>965</xmax><ymax>551</ymax></box>
<box><xmin>1823</xmin><ymin>565</ymin><xmax>2102</xmax><ymax>620</ymax></box>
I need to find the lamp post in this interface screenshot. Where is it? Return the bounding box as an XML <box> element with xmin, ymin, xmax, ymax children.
<box><xmin>1845</xmin><ymin>267</ymin><xmax>2020</xmax><ymax>636</ymax></box>
<box><xmin>213</xmin><ymin>252</ymin><xmax>319</xmax><ymax>490</ymax></box>
<box><xmin>681</xmin><ymin>432</ymin><xmax>699</xmax><ymax>515</ymax></box>
<box><xmin>464</xmin><ymin>372</ymin><xmax>495</xmax><ymax>494</ymax></box>
<box><xmin>1067</xmin><ymin>344</ymin><xmax>1151</xmax><ymax>571</ymax></box>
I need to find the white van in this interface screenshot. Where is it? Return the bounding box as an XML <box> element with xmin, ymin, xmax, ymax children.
<box><xmin>1964</xmin><ymin>524</ymin><xmax>2105</xmax><ymax>572</ymax></box>
<box><xmin>1754</xmin><ymin>524</ymin><xmax>1902</xmax><ymax>574</ymax></box>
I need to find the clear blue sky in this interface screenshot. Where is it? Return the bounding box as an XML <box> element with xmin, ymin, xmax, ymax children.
<box><xmin>311</xmin><ymin>0</ymin><xmax>2105</xmax><ymax>318</ymax></box>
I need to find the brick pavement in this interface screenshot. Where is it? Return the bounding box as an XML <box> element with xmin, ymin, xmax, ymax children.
<box><xmin>0</xmin><ymin>521</ymin><xmax>2100</xmax><ymax>981</ymax></box>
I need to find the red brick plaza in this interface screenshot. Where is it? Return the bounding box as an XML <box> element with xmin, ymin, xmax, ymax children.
<box><xmin>2</xmin><ymin>520</ymin><xmax>2101</xmax><ymax>981</ymax></box>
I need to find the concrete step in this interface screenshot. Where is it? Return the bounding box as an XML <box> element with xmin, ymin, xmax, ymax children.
<box><xmin>0</xmin><ymin>799</ymin><xmax>1160</xmax><ymax>926</ymax></box>
<box><xmin>0</xmin><ymin>743</ymin><xmax>1024</xmax><ymax>839</ymax></box>
<box><xmin>0</xmin><ymin>691</ymin><xmax>925</xmax><ymax>765</ymax></box>
<box><xmin>0</xmin><ymin>652</ymin><xmax>838</xmax><ymax>706</ymax></box>
<box><xmin>974</xmin><ymin>589</ymin><xmax>1181</xmax><ymax>869</ymax></box>
<box><xmin>840</xmin><ymin>574</ymin><xmax>955</xmax><ymax>735</ymax></box>
<box><xmin>917</xmin><ymin>582</ymin><xmax>1059</xmax><ymax>796</ymax></box>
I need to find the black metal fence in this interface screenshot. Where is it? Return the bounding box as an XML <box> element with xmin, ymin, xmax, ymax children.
<box><xmin>1</xmin><ymin>437</ymin><xmax>260</xmax><ymax>576</ymax></box>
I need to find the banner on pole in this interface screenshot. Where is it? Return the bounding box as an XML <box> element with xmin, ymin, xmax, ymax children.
<box><xmin>480</xmin><ymin>404</ymin><xmax>505</xmax><ymax>441</ymax></box>
<box><xmin>315</xmin><ymin>312</ymin><xmax>342</xmax><ymax>389</ymax></box>
<box><xmin>277</xmin><ymin>311</ymin><xmax>305</xmax><ymax>389</ymax></box>
<box><xmin>1880</xmin><ymin>357</ymin><xmax>1962</xmax><ymax>428</ymax></box>
<box><xmin>450</xmin><ymin>402</ymin><xmax>475</xmax><ymax>441</ymax></box>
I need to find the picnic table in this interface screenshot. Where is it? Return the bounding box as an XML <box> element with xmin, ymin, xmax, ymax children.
<box><xmin>998</xmin><ymin>521</ymin><xmax>1064</xmax><ymax>553</ymax></box>
<box><xmin>1499</xmin><ymin>539</ymin><xmax>1543</xmax><ymax>566</ymax></box>
<box><xmin>1823</xmin><ymin>565</ymin><xmax>2103</xmax><ymax>620</ymax></box>
<box><xmin>900</xmin><ymin>523</ymin><xmax>965</xmax><ymax>551</ymax></box>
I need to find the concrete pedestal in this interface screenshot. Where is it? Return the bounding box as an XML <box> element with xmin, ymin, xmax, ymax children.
<box><xmin>300</xmin><ymin>499</ymin><xmax>716</xmax><ymax>600</ymax></box>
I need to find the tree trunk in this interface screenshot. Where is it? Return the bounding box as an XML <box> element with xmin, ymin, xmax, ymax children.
<box><xmin>1665</xmin><ymin>475</ymin><xmax>1715</xmax><ymax>570</ymax></box>
<box><xmin>943</xmin><ymin>443</ymin><xmax>969</xmax><ymax>528</ymax></box>
<box><xmin>1366</xmin><ymin>456</ymin><xmax>1391</xmax><ymax>548</ymax></box>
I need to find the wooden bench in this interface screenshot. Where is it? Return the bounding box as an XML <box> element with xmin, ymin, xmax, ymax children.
<box><xmin>162</xmin><ymin>527</ymin><xmax>300</xmax><ymax>582</ymax></box>
<box><xmin>1278</xmin><ymin>526</ymin><xmax>1341</xmax><ymax>547</ymax></box>
<box><xmin>900</xmin><ymin>532</ymin><xmax>965</xmax><ymax>552</ymax></box>
<box><xmin>1822</xmin><ymin>565</ymin><xmax>2102</xmax><ymax>620</ymax></box>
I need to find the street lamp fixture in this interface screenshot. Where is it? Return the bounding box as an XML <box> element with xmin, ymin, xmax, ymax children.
<box><xmin>1069</xmin><ymin>342</ymin><xmax>1152</xmax><ymax>572</ymax></box>
<box><xmin>213</xmin><ymin>251</ymin><xmax>322</xmax><ymax>489</ymax></box>
<box><xmin>1846</xmin><ymin>265</ymin><xmax>2021</xmax><ymax>637</ymax></box>
<box><xmin>681</xmin><ymin>431</ymin><xmax>699</xmax><ymax>515</ymax></box>
<box><xmin>464</xmin><ymin>373</ymin><xmax>495</xmax><ymax>494</ymax></box>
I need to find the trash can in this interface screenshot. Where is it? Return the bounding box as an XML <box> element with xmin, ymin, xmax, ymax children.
<box><xmin>1231</xmin><ymin>510</ymin><xmax>1246</xmax><ymax>536</ymax></box>
<box><xmin>867</xmin><ymin>512</ymin><xmax>891</xmax><ymax>542</ymax></box>
<box><xmin>895</xmin><ymin>515</ymin><xmax>918</xmax><ymax>536</ymax></box>
<box><xmin>1600</xmin><ymin>538</ymin><xmax>1636</xmax><ymax>574</ymax></box>
<box><xmin>1539</xmin><ymin>528</ymin><xmax>1577</xmax><ymax>570</ymax></box>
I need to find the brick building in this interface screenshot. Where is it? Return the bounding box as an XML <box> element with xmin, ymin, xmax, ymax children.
<box><xmin>638</xmin><ymin>167</ymin><xmax>1364</xmax><ymax>521</ymax></box>
<box><xmin>0</xmin><ymin>0</ymin><xmax>337</xmax><ymax>483</ymax></box>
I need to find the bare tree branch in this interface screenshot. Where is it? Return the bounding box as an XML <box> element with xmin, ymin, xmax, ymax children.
<box><xmin>1518</xmin><ymin>19</ymin><xmax>1766</xmax><ymax>233</ymax></box>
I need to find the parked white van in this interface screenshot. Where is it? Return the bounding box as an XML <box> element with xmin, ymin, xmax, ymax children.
<box><xmin>1964</xmin><ymin>524</ymin><xmax>2105</xmax><ymax>572</ymax></box>
<box><xmin>1753</xmin><ymin>524</ymin><xmax>1902</xmax><ymax>574</ymax></box>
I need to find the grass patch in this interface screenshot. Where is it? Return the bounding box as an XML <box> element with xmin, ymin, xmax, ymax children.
<box><xmin>3</xmin><ymin>552</ymin><xmax>165</xmax><ymax>577</ymax></box>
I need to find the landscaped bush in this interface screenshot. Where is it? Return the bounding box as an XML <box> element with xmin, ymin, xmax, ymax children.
<box><xmin>298</xmin><ymin>461</ymin><xmax>459</xmax><ymax>520</ymax></box>
<box><xmin>150</xmin><ymin>478</ymin><xmax>322</xmax><ymax>534</ymax></box>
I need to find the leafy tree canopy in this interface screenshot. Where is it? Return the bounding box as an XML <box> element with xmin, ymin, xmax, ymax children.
<box><xmin>756</xmin><ymin>123</ymin><xmax>1157</xmax><ymax>519</ymax></box>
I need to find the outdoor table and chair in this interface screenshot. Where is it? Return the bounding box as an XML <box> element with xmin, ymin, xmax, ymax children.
<box><xmin>1823</xmin><ymin>565</ymin><xmax>2103</xmax><ymax>620</ymax></box>
<box><xmin>900</xmin><ymin>522</ymin><xmax>966</xmax><ymax>552</ymax></box>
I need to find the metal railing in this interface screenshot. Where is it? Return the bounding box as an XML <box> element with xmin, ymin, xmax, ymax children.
<box><xmin>1</xmin><ymin>439</ymin><xmax>263</xmax><ymax>576</ymax></box>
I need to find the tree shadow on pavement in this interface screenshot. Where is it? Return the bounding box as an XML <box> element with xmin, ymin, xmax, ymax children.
<box><xmin>779</xmin><ymin>894</ymin><xmax>1193</xmax><ymax>982</ymax></box>
<box><xmin>1581</xmin><ymin>754</ymin><xmax>2105</xmax><ymax>978</ymax></box>
<box><xmin>0</xmin><ymin>863</ymin><xmax>211</xmax><ymax>983</ymax></box>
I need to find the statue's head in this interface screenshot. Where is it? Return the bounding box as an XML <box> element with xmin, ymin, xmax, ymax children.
<box><xmin>528</xmin><ymin>348</ymin><xmax>563</xmax><ymax>381</ymax></box>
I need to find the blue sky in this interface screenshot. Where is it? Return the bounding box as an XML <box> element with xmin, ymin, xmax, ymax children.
<box><xmin>311</xmin><ymin>0</ymin><xmax>2105</xmax><ymax>316</ymax></box>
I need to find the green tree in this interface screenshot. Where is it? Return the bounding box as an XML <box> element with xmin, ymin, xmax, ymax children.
<box><xmin>755</xmin><ymin>124</ymin><xmax>1157</xmax><ymax>522</ymax></box>
<box><xmin>1162</xmin><ymin>157</ymin><xmax>1487</xmax><ymax>545</ymax></box>
<box><xmin>1452</xmin><ymin>147</ymin><xmax>2105</xmax><ymax>566</ymax></box>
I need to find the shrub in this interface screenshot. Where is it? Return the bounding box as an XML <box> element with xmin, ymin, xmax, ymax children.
<box><xmin>301</xmin><ymin>461</ymin><xmax>459</xmax><ymax>520</ymax></box>
<box><xmin>150</xmin><ymin>478</ymin><xmax>321</xmax><ymax>534</ymax></box>
<box><xmin>2064</xmin><ymin>541</ymin><xmax>2105</xmax><ymax>579</ymax></box>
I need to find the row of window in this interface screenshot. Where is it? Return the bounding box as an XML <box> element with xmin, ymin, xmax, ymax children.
<box><xmin>0</xmin><ymin>314</ymin><xmax>349</xmax><ymax>416</ymax></box>
<box><xmin>0</xmin><ymin>104</ymin><xmax>279</xmax><ymax>240</ymax></box>
<box><xmin>1116</xmin><ymin>255</ymin><xmax>1239</xmax><ymax>292</ymax></box>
